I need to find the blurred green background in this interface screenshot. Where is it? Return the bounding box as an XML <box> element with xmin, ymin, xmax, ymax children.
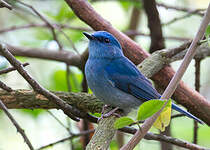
<box><xmin>0</xmin><ymin>0</ymin><xmax>209</xmax><ymax>150</ymax></box>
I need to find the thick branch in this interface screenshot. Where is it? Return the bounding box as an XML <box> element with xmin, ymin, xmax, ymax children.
<box><xmin>0</xmin><ymin>90</ymin><xmax>102</xmax><ymax>112</ymax></box>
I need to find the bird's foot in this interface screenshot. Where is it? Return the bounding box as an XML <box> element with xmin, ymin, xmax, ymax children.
<box><xmin>98</xmin><ymin>107</ymin><xmax>121</xmax><ymax>123</ymax></box>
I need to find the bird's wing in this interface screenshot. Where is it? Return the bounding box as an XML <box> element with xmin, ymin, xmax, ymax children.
<box><xmin>104</xmin><ymin>57</ymin><xmax>160</xmax><ymax>101</ymax></box>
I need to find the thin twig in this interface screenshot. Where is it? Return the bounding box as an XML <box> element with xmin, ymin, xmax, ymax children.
<box><xmin>0</xmin><ymin>43</ymin><xmax>80</xmax><ymax>121</ymax></box>
<box><xmin>0</xmin><ymin>99</ymin><xmax>34</xmax><ymax>150</ymax></box>
<box><xmin>121</xmin><ymin>3</ymin><xmax>210</xmax><ymax>150</ymax></box>
<box><xmin>0</xmin><ymin>0</ymin><xmax>12</xmax><ymax>10</ymax></box>
<box><xmin>193</xmin><ymin>58</ymin><xmax>201</xmax><ymax>144</ymax></box>
<box><xmin>16</xmin><ymin>0</ymin><xmax>63</xmax><ymax>50</ymax></box>
<box><xmin>0</xmin><ymin>80</ymin><xmax>13</xmax><ymax>92</ymax></box>
<box><xmin>164</xmin><ymin>41</ymin><xmax>192</xmax><ymax>58</ymax></box>
<box><xmin>47</xmin><ymin>110</ymin><xmax>71</xmax><ymax>133</ymax></box>
<box><xmin>37</xmin><ymin>129</ymin><xmax>95</xmax><ymax>150</ymax></box>
<box><xmin>0</xmin><ymin>23</ymin><xmax>92</xmax><ymax>34</ymax></box>
<box><xmin>171</xmin><ymin>114</ymin><xmax>185</xmax><ymax>119</ymax></box>
<box><xmin>163</xmin><ymin>12</ymin><xmax>198</xmax><ymax>26</ymax></box>
<box><xmin>0</xmin><ymin>62</ymin><xmax>29</xmax><ymax>75</ymax></box>
<box><xmin>125</xmin><ymin>30</ymin><xmax>191</xmax><ymax>41</ymax></box>
<box><xmin>55</xmin><ymin>26</ymin><xmax>80</xmax><ymax>54</ymax></box>
<box><xmin>6</xmin><ymin>44</ymin><xmax>81</xmax><ymax>67</ymax></box>
<box><xmin>157</xmin><ymin>2</ymin><xmax>205</xmax><ymax>16</ymax></box>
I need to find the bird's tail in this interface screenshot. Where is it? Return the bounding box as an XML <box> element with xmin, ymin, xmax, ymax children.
<box><xmin>172</xmin><ymin>103</ymin><xmax>204</xmax><ymax>124</ymax></box>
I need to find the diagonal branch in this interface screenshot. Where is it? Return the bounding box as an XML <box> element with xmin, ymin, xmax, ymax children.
<box><xmin>0</xmin><ymin>43</ymin><xmax>82</xmax><ymax>121</ymax></box>
<box><xmin>0</xmin><ymin>99</ymin><xmax>34</xmax><ymax>150</ymax></box>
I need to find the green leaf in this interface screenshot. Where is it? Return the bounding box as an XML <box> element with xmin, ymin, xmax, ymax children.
<box><xmin>48</xmin><ymin>70</ymin><xmax>82</xmax><ymax>92</ymax></box>
<box><xmin>114</xmin><ymin>117</ymin><xmax>134</xmax><ymax>129</ymax></box>
<box><xmin>205</xmin><ymin>25</ymin><xmax>210</xmax><ymax>38</ymax></box>
<box><xmin>137</xmin><ymin>99</ymin><xmax>167</xmax><ymax>121</ymax></box>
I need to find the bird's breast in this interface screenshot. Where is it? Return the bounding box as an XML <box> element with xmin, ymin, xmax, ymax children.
<box><xmin>85</xmin><ymin>59</ymin><xmax>141</xmax><ymax>112</ymax></box>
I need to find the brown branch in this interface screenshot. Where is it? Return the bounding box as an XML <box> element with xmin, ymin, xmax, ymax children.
<box><xmin>128</xmin><ymin>6</ymin><xmax>141</xmax><ymax>40</ymax></box>
<box><xmin>64</xmin><ymin>0</ymin><xmax>210</xmax><ymax>125</ymax></box>
<box><xmin>37</xmin><ymin>129</ymin><xmax>95</xmax><ymax>150</ymax></box>
<box><xmin>0</xmin><ymin>23</ymin><xmax>92</xmax><ymax>34</ymax></box>
<box><xmin>163</xmin><ymin>12</ymin><xmax>196</xmax><ymax>26</ymax></box>
<box><xmin>171</xmin><ymin>114</ymin><xmax>185</xmax><ymax>119</ymax></box>
<box><xmin>143</xmin><ymin>0</ymin><xmax>165</xmax><ymax>52</ymax></box>
<box><xmin>157</xmin><ymin>2</ymin><xmax>205</xmax><ymax>16</ymax></box>
<box><xmin>0</xmin><ymin>0</ymin><xmax>12</xmax><ymax>10</ymax></box>
<box><xmin>5</xmin><ymin>45</ymin><xmax>81</xmax><ymax>68</ymax></box>
<box><xmin>0</xmin><ymin>80</ymin><xmax>13</xmax><ymax>92</ymax></box>
<box><xmin>125</xmin><ymin>30</ymin><xmax>191</xmax><ymax>41</ymax></box>
<box><xmin>0</xmin><ymin>99</ymin><xmax>34</xmax><ymax>150</ymax></box>
<box><xmin>0</xmin><ymin>62</ymin><xmax>29</xmax><ymax>75</ymax></box>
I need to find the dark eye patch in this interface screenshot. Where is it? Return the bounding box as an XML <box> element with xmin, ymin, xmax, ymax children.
<box><xmin>104</xmin><ymin>38</ymin><xmax>110</xmax><ymax>43</ymax></box>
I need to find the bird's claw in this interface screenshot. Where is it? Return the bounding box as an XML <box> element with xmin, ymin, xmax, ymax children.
<box><xmin>98</xmin><ymin>107</ymin><xmax>121</xmax><ymax>123</ymax></box>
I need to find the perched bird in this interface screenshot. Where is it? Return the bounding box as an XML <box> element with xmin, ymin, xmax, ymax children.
<box><xmin>84</xmin><ymin>31</ymin><xmax>203</xmax><ymax>124</ymax></box>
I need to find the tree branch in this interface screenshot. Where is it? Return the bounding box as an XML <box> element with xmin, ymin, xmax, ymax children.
<box><xmin>143</xmin><ymin>0</ymin><xmax>165</xmax><ymax>52</ymax></box>
<box><xmin>156</xmin><ymin>2</ymin><xmax>205</xmax><ymax>16</ymax></box>
<box><xmin>0</xmin><ymin>99</ymin><xmax>34</xmax><ymax>150</ymax></box>
<box><xmin>0</xmin><ymin>62</ymin><xmax>29</xmax><ymax>75</ymax></box>
<box><xmin>0</xmin><ymin>0</ymin><xmax>12</xmax><ymax>10</ymax></box>
<box><xmin>5</xmin><ymin>44</ymin><xmax>81</xmax><ymax>68</ymax></box>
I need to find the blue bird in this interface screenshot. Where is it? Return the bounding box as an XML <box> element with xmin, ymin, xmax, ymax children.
<box><xmin>84</xmin><ymin>31</ymin><xmax>203</xmax><ymax>124</ymax></box>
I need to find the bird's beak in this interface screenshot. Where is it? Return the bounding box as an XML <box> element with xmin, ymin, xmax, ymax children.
<box><xmin>83</xmin><ymin>32</ymin><xmax>94</xmax><ymax>40</ymax></box>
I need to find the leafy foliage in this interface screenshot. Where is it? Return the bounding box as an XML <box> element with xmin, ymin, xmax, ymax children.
<box><xmin>137</xmin><ymin>99</ymin><xmax>166</xmax><ymax>121</ymax></box>
<box><xmin>114</xmin><ymin>116</ymin><xmax>134</xmax><ymax>129</ymax></box>
<box><xmin>114</xmin><ymin>99</ymin><xmax>172</xmax><ymax>130</ymax></box>
<box><xmin>153</xmin><ymin>99</ymin><xmax>172</xmax><ymax>132</ymax></box>
<box><xmin>49</xmin><ymin>69</ymin><xmax>82</xmax><ymax>92</ymax></box>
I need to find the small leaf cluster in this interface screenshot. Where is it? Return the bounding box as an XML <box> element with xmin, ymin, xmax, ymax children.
<box><xmin>114</xmin><ymin>99</ymin><xmax>172</xmax><ymax>129</ymax></box>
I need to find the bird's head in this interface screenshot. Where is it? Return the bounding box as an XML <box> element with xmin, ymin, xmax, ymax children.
<box><xmin>83</xmin><ymin>31</ymin><xmax>123</xmax><ymax>58</ymax></box>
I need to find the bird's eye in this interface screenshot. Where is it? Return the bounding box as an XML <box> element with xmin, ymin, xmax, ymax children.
<box><xmin>104</xmin><ymin>38</ymin><xmax>110</xmax><ymax>43</ymax></box>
